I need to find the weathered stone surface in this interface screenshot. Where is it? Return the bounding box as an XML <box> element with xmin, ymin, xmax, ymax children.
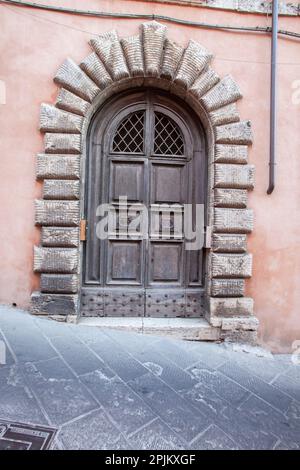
<box><xmin>215</xmin><ymin>144</ymin><xmax>248</xmax><ymax>164</ymax></box>
<box><xmin>90</xmin><ymin>30</ymin><xmax>129</xmax><ymax>81</ymax></box>
<box><xmin>209</xmin><ymin>297</ymin><xmax>254</xmax><ymax>317</ymax></box>
<box><xmin>221</xmin><ymin>316</ymin><xmax>259</xmax><ymax>331</ymax></box>
<box><xmin>142</xmin><ymin>21</ymin><xmax>167</xmax><ymax>77</ymax></box>
<box><xmin>121</xmin><ymin>35</ymin><xmax>144</xmax><ymax>77</ymax></box>
<box><xmin>80</xmin><ymin>53</ymin><xmax>113</xmax><ymax>89</ymax></box>
<box><xmin>212</xmin><ymin>233</ymin><xmax>247</xmax><ymax>253</ymax></box>
<box><xmin>40</xmin><ymin>274</ymin><xmax>78</xmax><ymax>293</ymax></box>
<box><xmin>214</xmin><ymin>208</ymin><xmax>254</xmax><ymax>233</ymax></box>
<box><xmin>211</xmin><ymin>279</ymin><xmax>245</xmax><ymax>297</ymax></box>
<box><xmin>43</xmin><ymin>180</ymin><xmax>80</xmax><ymax>200</ymax></box>
<box><xmin>41</xmin><ymin>227</ymin><xmax>79</xmax><ymax>247</ymax></box>
<box><xmin>189</xmin><ymin>67</ymin><xmax>220</xmax><ymax>100</ymax></box>
<box><xmin>36</xmin><ymin>154</ymin><xmax>80</xmax><ymax>180</ymax></box>
<box><xmin>55</xmin><ymin>88</ymin><xmax>90</xmax><ymax>117</ymax></box>
<box><xmin>40</xmin><ymin>104</ymin><xmax>83</xmax><ymax>134</ymax></box>
<box><xmin>214</xmin><ymin>188</ymin><xmax>248</xmax><ymax>208</ymax></box>
<box><xmin>44</xmin><ymin>133</ymin><xmax>81</xmax><ymax>154</ymax></box>
<box><xmin>215</xmin><ymin>121</ymin><xmax>253</xmax><ymax>145</ymax></box>
<box><xmin>54</xmin><ymin>58</ymin><xmax>100</xmax><ymax>102</ymax></box>
<box><xmin>201</xmin><ymin>75</ymin><xmax>242</xmax><ymax>111</ymax></box>
<box><xmin>215</xmin><ymin>164</ymin><xmax>254</xmax><ymax>190</ymax></box>
<box><xmin>35</xmin><ymin>200</ymin><xmax>80</xmax><ymax>226</ymax></box>
<box><xmin>209</xmin><ymin>103</ymin><xmax>240</xmax><ymax>126</ymax></box>
<box><xmin>175</xmin><ymin>40</ymin><xmax>212</xmax><ymax>89</ymax></box>
<box><xmin>161</xmin><ymin>39</ymin><xmax>184</xmax><ymax>80</ymax></box>
<box><xmin>31</xmin><ymin>291</ymin><xmax>77</xmax><ymax>316</ymax></box>
<box><xmin>34</xmin><ymin>247</ymin><xmax>78</xmax><ymax>273</ymax></box>
<box><xmin>212</xmin><ymin>253</ymin><xmax>252</xmax><ymax>278</ymax></box>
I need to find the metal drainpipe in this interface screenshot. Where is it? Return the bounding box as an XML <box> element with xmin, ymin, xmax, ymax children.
<box><xmin>267</xmin><ymin>0</ymin><xmax>279</xmax><ymax>194</ymax></box>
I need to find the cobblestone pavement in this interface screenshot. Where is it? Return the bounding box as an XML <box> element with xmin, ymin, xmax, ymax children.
<box><xmin>0</xmin><ymin>306</ymin><xmax>299</xmax><ymax>450</ymax></box>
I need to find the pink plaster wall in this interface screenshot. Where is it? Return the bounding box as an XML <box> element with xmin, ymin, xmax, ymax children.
<box><xmin>0</xmin><ymin>0</ymin><xmax>299</xmax><ymax>352</ymax></box>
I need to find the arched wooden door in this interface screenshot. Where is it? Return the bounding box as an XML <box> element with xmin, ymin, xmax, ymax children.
<box><xmin>81</xmin><ymin>90</ymin><xmax>206</xmax><ymax>318</ymax></box>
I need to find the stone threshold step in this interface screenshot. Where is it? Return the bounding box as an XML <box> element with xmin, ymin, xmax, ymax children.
<box><xmin>77</xmin><ymin>317</ymin><xmax>221</xmax><ymax>341</ymax></box>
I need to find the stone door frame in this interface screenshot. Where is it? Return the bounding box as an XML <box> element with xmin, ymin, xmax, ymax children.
<box><xmin>32</xmin><ymin>21</ymin><xmax>258</xmax><ymax>342</ymax></box>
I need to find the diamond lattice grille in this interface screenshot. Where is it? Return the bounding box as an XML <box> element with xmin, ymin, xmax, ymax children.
<box><xmin>112</xmin><ymin>111</ymin><xmax>145</xmax><ymax>153</ymax></box>
<box><xmin>154</xmin><ymin>112</ymin><xmax>184</xmax><ymax>156</ymax></box>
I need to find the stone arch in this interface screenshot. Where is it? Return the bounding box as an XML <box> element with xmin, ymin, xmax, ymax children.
<box><xmin>32</xmin><ymin>21</ymin><xmax>258</xmax><ymax>342</ymax></box>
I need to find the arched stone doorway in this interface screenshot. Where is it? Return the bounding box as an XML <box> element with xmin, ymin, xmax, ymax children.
<box><xmin>32</xmin><ymin>21</ymin><xmax>258</xmax><ymax>342</ymax></box>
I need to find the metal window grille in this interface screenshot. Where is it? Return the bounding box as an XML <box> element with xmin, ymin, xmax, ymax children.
<box><xmin>154</xmin><ymin>112</ymin><xmax>184</xmax><ymax>156</ymax></box>
<box><xmin>112</xmin><ymin>111</ymin><xmax>145</xmax><ymax>153</ymax></box>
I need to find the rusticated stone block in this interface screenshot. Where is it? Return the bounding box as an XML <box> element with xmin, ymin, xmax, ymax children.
<box><xmin>35</xmin><ymin>200</ymin><xmax>80</xmax><ymax>226</ymax></box>
<box><xmin>142</xmin><ymin>21</ymin><xmax>167</xmax><ymax>77</ymax></box>
<box><xmin>214</xmin><ymin>208</ymin><xmax>254</xmax><ymax>233</ymax></box>
<box><xmin>121</xmin><ymin>35</ymin><xmax>144</xmax><ymax>77</ymax></box>
<box><xmin>54</xmin><ymin>58</ymin><xmax>100</xmax><ymax>102</ymax></box>
<box><xmin>31</xmin><ymin>291</ymin><xmax>78</xmax><ymax>316</ymax></box>
<box><xmin>90</xmin><ymin>30</ymin><xmax>129</xmax><ymax>81</ymax></box>
<box><xmin>43</xmin><ymin>180</ymin><xmax>80</xmax><ymax>200</ymax></box>
<box><xmin>212</xmin><ymin>253</ymin><xmax>252</xmax><ymax>278</ymax></box>
<box><xmin>80</xmin><ymin>52</ymin><xmax>113</xmax><ymax>89</ymax></box>
<box><xmin>36</xmin><ymin>154</ymin><xmax>80</xmax><ymax>180</ymax></box>
<box><xmin>212</xmin><ymin>233</ymin><xmax>247</xmax><ymax>253</ymax></box>
<box><xmin>201</xmin><ymin>75</ymin><xmax>242</xmax><ymax>111</ymax></box>
<box><xmin>209</xmin><ymin>297</ymin><xmax>254</xmax><ymax>317</ymax></box>
<box><xmin>55</xmin><ymin>88</ymin><xmax>90</xmax><ymax>117</ymax></box>
<box><xmin>34</xmin><ymin>246</ymin><xmax>78</xmax><ymax>273</ymax></box>
<box><xmin>211</xmin><ymin>279</ymin><xmax>245</xmax><ymax>297</ymax></box>
<box><xmin>215</xmin><ymin>120</ymin><xmax>253</xmax><ymax>145</ymax></box>
<box><xmin>40</xmin><ymin>274</ymin><xmax>78</xmax><ymax>293</ymax></box>
<box><xmin>44</xmin><ymin>133</ymin><xmax>81</xmax><ymax>154</ymax></box>
<box><xmin>215</xmin><ymin>144</ymin><xmax>248</xmax><ymax>164</ymax></box>
<box><xmin>175</xmin><ymin>40</ymin><xmax>212</xmax><ymax>89</ymax></box>
<box><xmin>214</xmin><ymin>188</ymin><xmax>248</xmax><ymax>208</ymax></box>
<box><xmin>40</xmin><ymin>104</ymin><xmax>83</xmax><ymax>134</ymax></box>
<box><xmin>161</xmin><ymin>39</ymin><xmax>184</xmax><ymax>80</ymax></box>
<box><xmin>215</xmin><ymin>164</ymin><xmax>255</xmax><ymax>190</ymax></box>
<box><xmin>189</xmin><ymin>67</ymin><xmax>220</xmax><ymax>100</ymax></box>
<box><xmin>209</xmin><ymin>103</ymin><xmax>240</xmax><ymax>126</ymax></box>
<box><xmin>41</xmin><ymin>227</ymin><xmax>79</xmax><ymax>247</ymax></box>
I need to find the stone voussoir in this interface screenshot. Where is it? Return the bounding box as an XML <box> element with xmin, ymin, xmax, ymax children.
<box><xmin>121</xmin><ymin>35</ymin><xmax>144</xmax><ymax>77</ymax></box>
<box><xmin>201</xmin><ymin>75</ymin><xmax>242</xmax><ymax>112</ymax></box>
<box><xmin>80</xmin><ymin>52</ymin><xmax>113</xmax><ymax>89</ymax></box>
<box><xmin>142</xmin><ymin>21</ymin><xmax>167</xmax><ymax>77</ymax></box>
<box><xmin>90</xmin><ymin>30</ymin><xmax>129</xmax><ymax>81</ymax></box>
<box><xmin>175</xmin><ymin>40</ymin><xmax>213</xmax><ymax>89</ymax></box>
<box><xmin>44</xmin><ymin>133</ymin><xmax>81</xmax><ymax>154</ymax></box>
<box><xmin>40</xmin><ymin>103</ymin><xmax>83</xmax><ymax>134</ymax></box>
<box><xmin>36</xmin><ymin>154</ymin><xmax>80</xmax><ymax>180</ymax></box>
<box><xmin>55</xmin><ymin>88</ymin><xmax>91</xmax><ymax>117</ymax></box>
<box><xmin>215</xmin><ymin>120</ymin><xmax>253</xmax><ymax>145</ymax></box>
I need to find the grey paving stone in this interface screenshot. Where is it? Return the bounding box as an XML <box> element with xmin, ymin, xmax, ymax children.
<box><xmin>80</xmin><ymin>371</ymin><xmax>156</xmax><ymax>435</ymax></box>
<box><xmin>189</xmin><ymin>364</ymin><xmax>250</xmax><ymax>407</ymax></box>
<box><xmin>217</xmin><ymin>405</ymin><xmax>278</xmax><ymax>450</ymax></box>
<box><xmin>219</xmin><ymin>361</ymin><xmax>293</xmax><ymax>413</ymax></box>
<box><xmin>179</xmin><ymin>341</ymin><xmax>229</xmax><ymax>369</ymax></box>
<box><xmin>180</xmin><ymin>381</ymin><xmax>227</xmax><ymax>419</ymax></box>
<box><xmin>0</xmin><ymin>313</ymin><xmax>57</xmax><ymax>364</ymax></box>
<box><xmin>58</xmin><ymin>409</ymin><xmax>130</xmax><ymax>450</ymax></box>
<box><xmin>283</xmin><ymin>363</ymin><xmax>300</xmax><ymax>382</ymax></box>
<box><xmin>0</xmin><ymin>365</ymin><xmax>47</xmax><ymax>425</ymax></box>
<box><xmin>0</xmin><ymin>330</ymin><xmax>15</xmax><ymax>366</ymax></box>
<box><xmin>24</xmin><ymin>358</ymin><xmax>98</xmax><ymax>426</ymax></box>
<box><xmin>76</xmin><ymin>333</ymin><xmax>149</xmax><ymax>382</ymax></box>
<box><xmin>134</xmin><ymin>346</ymin><xmax>197</xmax><ymax>391</ymax></box>
<box><xmin>49</xmin><ymin>334</ymin><xmax>115</xmax><ymax>377</ymax></box>
<box><xmin>128</xmin><ymin>418</ymin><xmax>187</xmax><ymax>450</ymax></box>
<box><xmin>272</xmin><ymin>372</ymin><xmax>300</xmax><ymax>403</ymax></box>
<box><xmin>190</xmin><ymin>424</ymin><xmax>239</xmax><ymax>450</ymax></box>
<box><xmin>128</xmin><ymin>372</ymin><xmax>210</xmax><ymax>443</ymax></box>
<box><xmin>239</xmin><ymin>394</ymin><xmax>300</xmax><ymax>449</ymax></box>
<box><xmin>104</xmin><ymin>328</ymin><xmax>160</xmax><ymax>355</ymax></box>
<box><xmin>34</xmin><ymin>317</ymin><xmax>74</xmax><ymax>338</ymax></box>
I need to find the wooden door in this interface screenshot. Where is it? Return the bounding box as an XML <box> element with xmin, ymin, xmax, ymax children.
<box><xmin>81</xmin><ymin>90</ymin><xmax>206</xmax><ymax>318</ymax></box>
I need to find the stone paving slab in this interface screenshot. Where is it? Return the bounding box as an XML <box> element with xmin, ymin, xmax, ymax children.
<box><xmin>0</xmin><ymin>305</ymin><xmax>299</xmax><ymax>450</ymax></box>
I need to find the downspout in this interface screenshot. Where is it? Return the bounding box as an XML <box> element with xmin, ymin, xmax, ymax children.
<box><xmin>267</xmin><ymin>0</ymin><xmax>279</xmax><ymax>194</ymax></box>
